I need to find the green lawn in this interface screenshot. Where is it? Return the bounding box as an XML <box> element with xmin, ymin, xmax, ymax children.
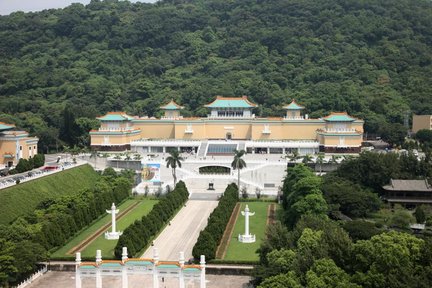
<box><xmin>224</xmin><ymin>202</ymin><xmax>272</xmax><ymax>262</ymax></box>
<box><xmin>80</xmin><ymin>199</ymin><xmax>157</xmax><ymax>259</ymax></box>
<box><xmin>52</xmin><ymin>199</ymin><xmax>139</xmax><ymax>259</ymax></box>
<box><xmin>0</xmin><ymin>164</ymin><xmax>99</xmax><ymax>225</ymax></box>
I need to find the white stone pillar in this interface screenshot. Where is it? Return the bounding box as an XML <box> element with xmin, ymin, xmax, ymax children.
<box><xmin>122</xmin><ymin>265</ymin><xmax>128</xmax><ymax>288</ymax></box>
<box><xmin>200</xmin><ymin>255</ymin><xmax>206</xmax><ymax>288</ymax></box>
<box><xmin>96</xmin><ymin>268</ymin><xmax>102</xmax><ymax>288</ymax></box>
<box><xmin>96</xmin><ymin>249</ymin><xmax>102</xmax><ymax>265</ymax></box>
<box><xmin>75</xmin><ymin>252</ymin><xmax>81</xmax><ymax>288</ymax></box>
<box><xmin>153</xmin><ymin>248</ymin><xmax>159</xmax><ymax>288</ymax></box>
<box><xmin>179</xmin><ymin>252</ymin><xmax>185</xmax><ymax>288</ymax></box>
<box><xmin>122</xmin><ymin>247</ymin><xmax>128</xmax><ymax>263</ymax></box>
<box><xmin>244</xmin><ymin>205</ymin><xmax>250</xmax><ymax>236</ymax></box>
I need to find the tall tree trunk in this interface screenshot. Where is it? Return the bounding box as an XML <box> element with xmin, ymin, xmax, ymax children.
<box><xmin>172</xmin><ymin>168</ymin><xmax>177</xmax><ymax>187</ymax></box>
<box><xmin>237</xmin><ymin>163</ymin><xmax>240</xmax><ymax>195</ymax></box>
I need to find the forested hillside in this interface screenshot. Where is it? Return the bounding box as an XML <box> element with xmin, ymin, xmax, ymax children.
<box><xmin>0</xmin><ymin>0</ymin><xmax>431</xmax><ymax>150</ymax></box>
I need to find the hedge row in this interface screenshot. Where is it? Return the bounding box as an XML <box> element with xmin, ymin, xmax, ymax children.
<box><xmin>36</xmin><ymin>168</ymin><xmax>132</xmax><ymax>249</ymax></box>
<box><xmin>114</xmin><ymin>181</ymin><xmax>189</xmax><ymax>258</ymax></box>
<box><xmin>192</xmin><ymin>183</ymin><xmax>239</xmax><ymax>261</ymax></box>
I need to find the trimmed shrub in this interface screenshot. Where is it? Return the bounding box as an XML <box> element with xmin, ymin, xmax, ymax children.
<box><xmin>192</xmin><ymin>183</ymin><xmax>239</xmax><ymax>261</ymax></box>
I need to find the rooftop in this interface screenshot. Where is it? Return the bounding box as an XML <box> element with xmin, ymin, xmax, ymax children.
<box><xmin>283</xmin><ymin>100</ymin><xmax>305</xmax><ymax>110</ymax></box>
<box><xmin>160</xmin><ymin>100</ymin><xmax>184</xmax><ymax>110</ymax></box>
<box><xmin>0</xmin><ymin>122</ymin><xmax>15</xmax><ymax>131</ymax></box>
<box><xmin>97</xmin><ymin>112</ymin><xmax>135</xmax><ymax>121</ymax></box>
<box><xmin>323</xmin><ymin>112</ymin><xmax>356</xmax><ymax>122</ymax></box>
<box><xmin>383</xmin><ymin>179</ymin><xmax>432</xmax><ymax>192</ymax></box>
<box><xmin>204</xmin><ymin>96</ymin><xmax>257</xmax><ymax>108</ymax></box>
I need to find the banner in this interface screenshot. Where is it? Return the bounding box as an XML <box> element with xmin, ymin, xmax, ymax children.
<box><xmin>141</xmin><ymin>163</ymin><xmax>161</xmax><ymax>182</ymax></box>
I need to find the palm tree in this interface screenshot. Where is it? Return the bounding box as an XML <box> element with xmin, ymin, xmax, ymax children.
<box><xmin>316</xmin><ymin>153</ymin><xmax>325</xmax><ymax>175</ymax></box>
<box><xmin>231</xmin><ymin>149</ymin><xmax>247</xmax><ymax>194</ymax></box>
<box><xmin>133</xmin><ymin>154</ymin><xmax>142</xmax><ymax>161</ymax></box>
<box><xmin>166</xmin><ymin>149</ymin><xmax>184</xmax><ymax>187</ymax></box>
<box><xmin>302</xmin><ymin>154</ymin><xmax>313</xmax><ymax>164</ymax></box>
<box><xmin>329</xmin><ymin>155</ymin><xmax>340</xmax><ymax>164</ymax></box>
<box><xmin>287</xmin><ymin>150</ymin><xmax>301</xmax><ymax>163</ymax></box>
<box><xmin>124</xmin><ymin>152</ymin><xmax>132</xmax><ymax>169</ymax></box>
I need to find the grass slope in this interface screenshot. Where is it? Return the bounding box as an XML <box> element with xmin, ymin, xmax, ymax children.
<box><xmin>0</xmin><ymin>164</ymin><xmax>99</xmax><ymax>225</ymax></box>
<box><xmin>224</xmin><ymin>202</ymin><xmax>271</xmax><ymax>262</ymax></box>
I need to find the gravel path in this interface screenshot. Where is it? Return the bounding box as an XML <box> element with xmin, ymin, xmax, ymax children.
<box><xmin>142</xmin><ymin>200</ymin><xmax>218</xmax><ymax>260</ymax></box>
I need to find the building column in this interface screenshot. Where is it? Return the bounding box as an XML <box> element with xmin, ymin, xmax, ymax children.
<box><xmin>75</xmin><ymin>253</ymin><xmax>81</xmax><ymax>288</ymax></box>
<box><xmin>179</xmin><ymin>252</ymin><xmax>185</xmax><ymax>288</ymax></box>
<box><xmin>200</xmin><ymin>255</ymin><xmax>206</xmax><ymax>288</ymax></box>
<box><xmin>153</xmin><ymin>248</ymin><xmax>159</xmax><ymax>288</ymax></box>
<box><xmin>95</xmin><ymin>250</ymin><xmax>102</xmax><ymax>288</ymax></box>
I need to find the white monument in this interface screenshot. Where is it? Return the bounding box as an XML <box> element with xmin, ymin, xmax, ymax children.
<box><xmin>238</xmin><ymin>205</ymin><xmax>256</xmax><ymax>243</ymax></box>
<box><xmin>105</xmin><ymin>203</ymin><xmax>123</xmax><ymax>240</ymax></box>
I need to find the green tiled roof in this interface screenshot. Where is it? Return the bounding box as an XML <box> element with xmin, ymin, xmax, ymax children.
<box><xmin>0</xmin><ymin>123</ymin><xmax>14</xmax><ymax>131</ymax></box>
<box><xmin>183</xmin><ymin>268</ymin><xmax>201</xmax><ymax>272</ymax></box>
<box><xmin>100</xmin><ymin>262</ymin><xmax>122</xmax><ymax>268</ymax></box>
<box><xmin>157</xmin><ymin>264</ymin><xmax>180</xmax><ymax>269</ymax></box>
<box><xmin>160</xmin><ymin>100</ymin><xmax>184</xmax><ymax>110</ymax></box>
<box><xmin>125</xmin><ymin>260</ymin><xmax>153</xmax><ymax>266</ymax></box>
<box><xmin>80</xmin><ymin>265</ymin><xmax>96</xmax><ymax>270</ymax></box>
<box><xmin>283</xmin><ymin>100</ymin><xmax>305</xmax><ymax>110</ymax></box>
<box><xmin>204</xmin><ymin>96</ymin><xmax>257</xmax><ymax>108</ymax></box>
<box><xmin>97</xmin><ymin>113</ymin><xmax>134</xmax><ymax>121</ymax></box>
<box><xmin>324</xmin><ymin>113</ymin><xmax>356</xmax><ymax>122</ymax></box>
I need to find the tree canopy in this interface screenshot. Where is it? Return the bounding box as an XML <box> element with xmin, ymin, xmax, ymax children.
<box><xmin>0</xmin><ymin>0</ymin><xmax>431</xmax><ymax>150</ymax></box>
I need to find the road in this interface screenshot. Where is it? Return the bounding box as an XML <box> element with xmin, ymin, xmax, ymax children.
<box><xmin>142</xmin><ymin>200</ymin><xmax>218</xmax><ymax>261</ymax></box>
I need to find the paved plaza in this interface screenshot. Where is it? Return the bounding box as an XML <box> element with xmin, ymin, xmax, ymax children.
<box><xmin>27</xmin><ymin>271</ymin><xmax>252</xmax><ymax>288</ymax></box>
<box><xmin>142</xmin><ymin>200</ymin><xmax>219</xmax><ymax>260</ymax></box>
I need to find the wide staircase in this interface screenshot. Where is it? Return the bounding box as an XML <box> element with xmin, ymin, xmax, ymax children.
<box><xmin>197</xmin><ymin>141</ymin><xmax>208</xmax><ymax>157</ymax></box>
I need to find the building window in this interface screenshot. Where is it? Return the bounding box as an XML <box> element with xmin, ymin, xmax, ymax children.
<box><xmin>20</xmin><ymin>146</ymin><xmax>22</xmax><ymax>151</ymax></box>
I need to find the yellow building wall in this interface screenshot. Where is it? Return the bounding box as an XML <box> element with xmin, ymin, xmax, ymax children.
<box><xmin>0</xmin><ymin>140</ymin><xmax>16</xmax><ymax>165</ymax></box>
<box><xmin>203</xmin><ymin>122</ymin><xmax>252</xmax><ymax>139</ymax></box>
<box><xmin>413</xmin><ymin>115</ymin><xmax>432</xmax><ymax>133</ymax></box>
<box><xmin>320</xmin><ymin>135</ymin><xmax>362</xmax><ymax>146</ymax></box>
<box><xmin>90</xmin><ymin>133</ymin><xmax>140</xmax><ymax>145</ymax></box>
<box><xmin>174</xmin><ymin>122</ymin><xmax>206</xmax><ymax>139</ymax></box>
<box><xmin>284</xmin><ymin>122</ymin><xmax>323</xmax><ymax>140</ymax></box>
<box><xmin>0</xmin><ymin>138</ymin><xmax>38</xmax><ymax>165</ymax></box>
<box><xmin>134</xmin><ymin>122</ymin><xmax>175</xmax><ymax>139</ymax></box>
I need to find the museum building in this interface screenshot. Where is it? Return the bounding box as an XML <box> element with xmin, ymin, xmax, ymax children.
<box><xmin>90</xmin><ymin>96</ymin><xmax>364</xmax><ymax>155</ymax></box>
<box><xmin>0</xmin><ymin>122</ymin><xmax>39</xmax><ymax>167</ymax></box>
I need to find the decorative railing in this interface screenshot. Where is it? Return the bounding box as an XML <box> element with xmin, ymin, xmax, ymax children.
<box><xmin>15</xmin><ymin>266</ymin><xmax>47</xmax><ymax>288</ymax></box>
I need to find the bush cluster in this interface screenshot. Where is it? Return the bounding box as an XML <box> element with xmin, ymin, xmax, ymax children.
<box><xmin>11</xmin><ymin>154</ymin><xmax>45</xmax><ymax>174</ymax></box>
<box><xmin>114</xmin><ymin>181</ymin><xmax>189</xmax><ymax>258</ymax></box>
<box><xmin>192</xmin><ymin>183</ymin><xmax>239</xmax><ymax>261</ymax></box>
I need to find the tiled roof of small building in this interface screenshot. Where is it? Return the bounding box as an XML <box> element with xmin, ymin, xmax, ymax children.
<box><xmin>0</xmin><ymin>122</ymin><xmax>15</xmax><ymax>131</ymax></box>
<box><xmin>160</xmin><ymin>100</ymin><xmax>184</xmax><ymax>110</ymax></box>
<box><xmin>283</xmin><ymin>100</ymin><xmax>305</xmax><ymax>110</ymax></box>
<box><xmin>97</xmin><ymin>112</ymin><xmax>135</xmax><ymax>121</ymax></box>
<box><xmin>383</xmin><ymin>179</ymin><xmax>432</xmax><ymax>192</ymax></box>
<box><xmin>204</xmin><ymin>96</ymin><xmax>257</xmax><ymax>108</ymax></box>
<box><xmin>323</xmin><ymin>112</ymin><xmax>356</xmax><ymax>122</ymax></box>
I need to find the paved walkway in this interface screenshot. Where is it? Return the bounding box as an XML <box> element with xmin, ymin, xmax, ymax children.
<box><xmin>142</xmin><ymin>200</ymin><xmax>218</xmax><ymax>260</ymax></box>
